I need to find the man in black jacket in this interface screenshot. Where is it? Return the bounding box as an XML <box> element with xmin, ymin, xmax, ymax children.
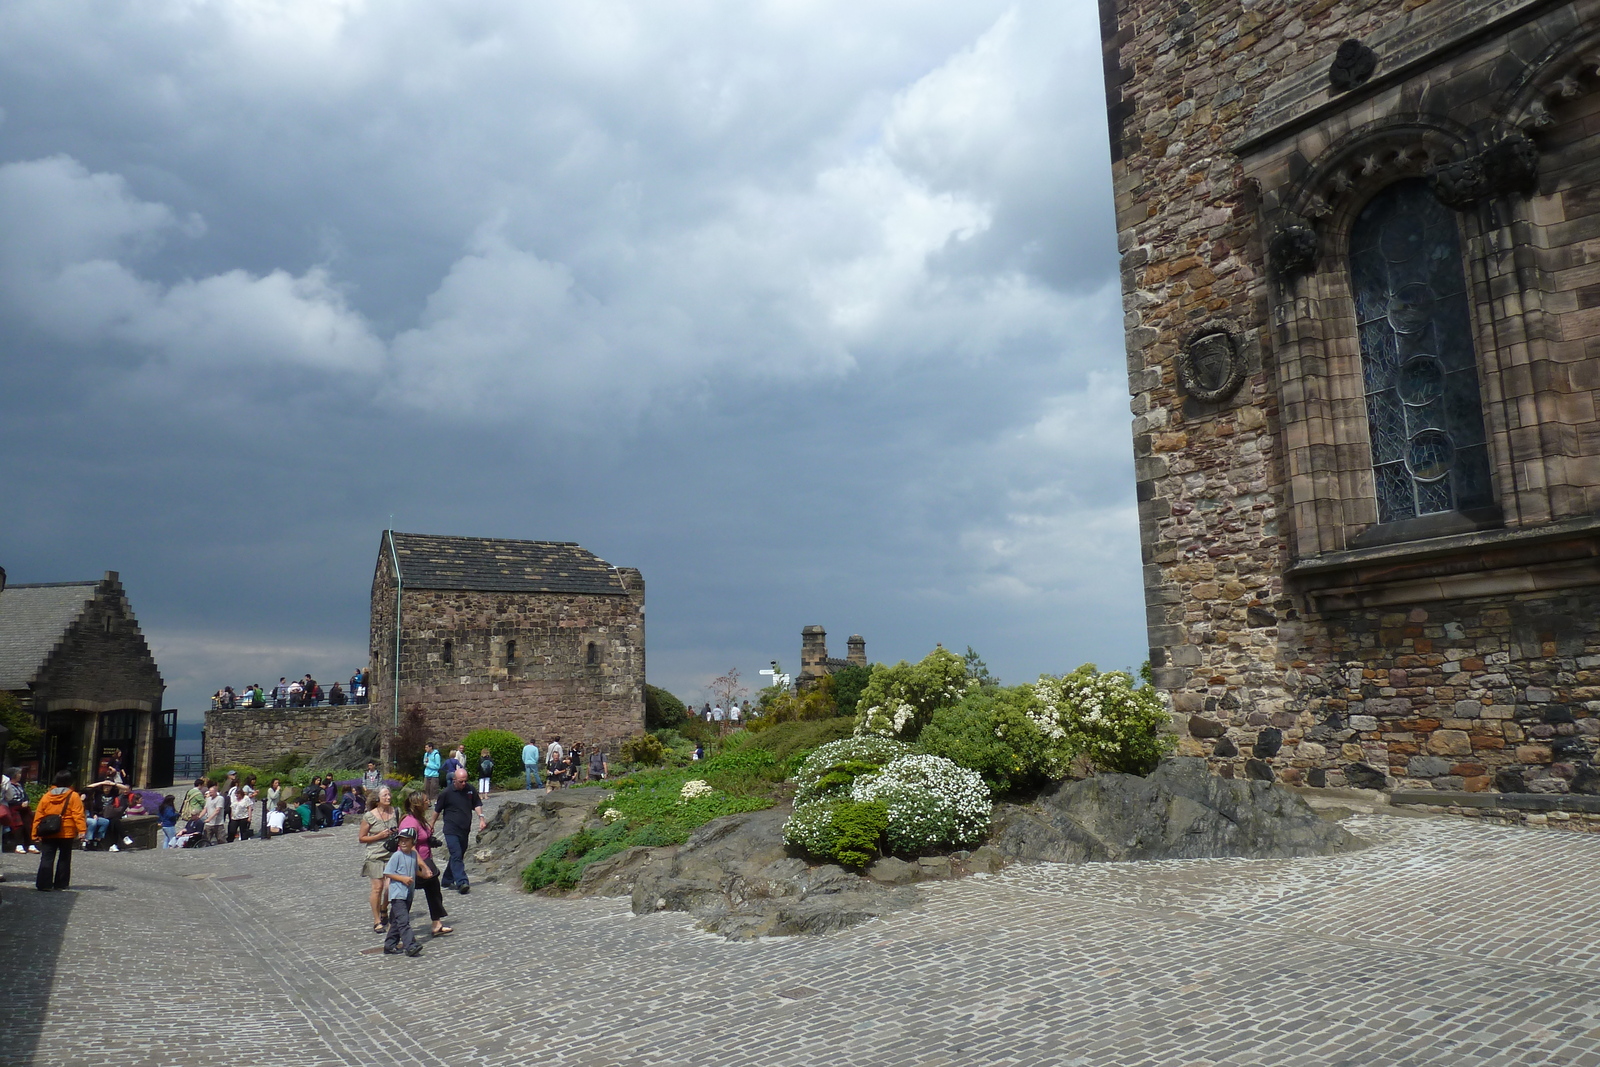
<box><xmin>430</xmin><ymin>769</ymin><xmax>486</xmax><ymax>894</ymax></box>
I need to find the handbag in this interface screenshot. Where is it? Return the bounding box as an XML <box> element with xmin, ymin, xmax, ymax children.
<box><xmin>37</xmin><ymin>813</ymin><xmax>64</xmax><ymax>836</ymax></box>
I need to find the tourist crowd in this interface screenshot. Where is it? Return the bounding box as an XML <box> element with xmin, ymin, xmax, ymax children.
<box><xmin>211</xmin><ymin>669</ymin><xmax>369</xmax><ymax>709</ymax></box>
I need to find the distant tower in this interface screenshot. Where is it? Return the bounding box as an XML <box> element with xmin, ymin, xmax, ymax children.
<box><xmin>846</xmin><ymin>634</ymin><xmax>866</xmax><ymax>666</ymax></box>
<box><xmin>799</xmin><ymin>625</ymin><xmax>829</xmax><ymax>689</ymax></box>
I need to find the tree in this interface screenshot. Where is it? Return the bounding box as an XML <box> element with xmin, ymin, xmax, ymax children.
<box><xmin>0</xmin><ymin>693</ymin><xmax>42</xmax><ymax>756</ymax></box>
<box><xmin>708</xmin><ymin>667</ymin><xmax>747</xmax><ymax>712</ymax></box>
<box><xmin>645</xmin><ymin>685</ymin><xmax>688</xmax><ymax>730</ymax></box>
<box><xmin>963</xmin><ymin>647</ymin><xmax>999</xmax><ymax>688</ymax></box>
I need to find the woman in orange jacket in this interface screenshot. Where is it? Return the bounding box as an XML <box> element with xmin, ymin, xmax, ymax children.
<box><xmin>33</xmin><ymin>770</ymin><xmax>87</xmax><ymax>891</ymax></box>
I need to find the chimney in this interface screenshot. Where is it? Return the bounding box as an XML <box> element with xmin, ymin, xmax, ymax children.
<box><xmin>847</xmin><ymin>634</ymin><xmax>866</xmax><ymax>666</ymax></box>
<box><xmin>799</xmin><ymin>625</ymin><xmax>828</xmax><ymax>688</ymax></box>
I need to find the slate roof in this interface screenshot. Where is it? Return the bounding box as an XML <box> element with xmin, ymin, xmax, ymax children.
<box><xmin>387</xmin><ymin>533</ymin><xmax>627</xmax><ymax>595</ymax></box>
<box><xmin>0</xmin><ymin>582</ymin><xmax>99</xmax><ymax>690</ymax></box>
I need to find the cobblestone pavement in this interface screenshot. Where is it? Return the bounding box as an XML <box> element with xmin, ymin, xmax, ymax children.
<box><xmin>3</xmin><ymin>789</ymin><xmax>1600</xmax><ymax>1067</ymax></box>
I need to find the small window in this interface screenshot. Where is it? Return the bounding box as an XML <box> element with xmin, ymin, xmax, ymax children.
<box><xmin>505</xmin><ymin>640</ymin><xmax>517</xmax><ymax>664</ymax></box>
<box><xmin>586</xmin><ymin>642</ymin><xmax>598</xmax><ymax>666</ymax></box>
<box><xmin>103</xmin><ymin>615</ymin><xmax>113</xmax><ymax>633</ymax></box>
<box><xmin>442</xmin><ymin>639</ymin><xmax>453</xmax><ymax>666</ymax></box>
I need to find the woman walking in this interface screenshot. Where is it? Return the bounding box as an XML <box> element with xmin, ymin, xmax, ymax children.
<box><xmin>33</xmin><ymin>770</ymin><xmax>86</xmax><ymax>890</ymax></box>
<box><xmin>400</xmin><ymin>791</ymin><xmax>451</xmax><ymax>938</ymax></box>
<box><xmin>158</xmin><ymin>795</ymin><xmax>180</xmax><ymax>848</ymax></box>
<box><xmin>357</xmin><ymin>786</ymin><xmax>399</xmax><ymax>932</ymax></box>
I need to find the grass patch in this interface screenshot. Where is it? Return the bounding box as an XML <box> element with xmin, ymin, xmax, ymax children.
<box><xmin>520</xmin><ymin>717</ymin><xmax>858</xmax><ymax>893</ymax></box>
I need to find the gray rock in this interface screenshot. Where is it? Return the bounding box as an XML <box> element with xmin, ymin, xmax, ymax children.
<box><xmin>1344</xmin><ymin>763</ymin><xmax>1389</xmax><ymax>790</ymax></box>
<box><xmin>1407</xmin><ymin>756</ymin><xmax>1452</xmax><ymax>777</ymax></box>
<box><xmin>308</xmin><ymin>725</ymin><xmax>382</xmax><ymax>772</ymax></box>
<box><xmin>867</xmin><ymin>857</ymin><xmax>920</xmax><ymax>885</ymax></box>
<box><xmin>988</xmin><ymin>758</ymin><xmax>1359</xmax><ymax>864</ymax></box>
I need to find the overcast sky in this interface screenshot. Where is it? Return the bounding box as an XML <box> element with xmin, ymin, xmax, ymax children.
<box><xmin>0</xmin><ymin>0</ymin><xmax>1140</xmax><ymax>722</ymax></box>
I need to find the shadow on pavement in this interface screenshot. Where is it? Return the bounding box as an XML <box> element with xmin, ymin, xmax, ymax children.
<box><xmin>0</xmin><ymin>876</ymin><xmax>76</xmax><ymax>1067</ymax></box>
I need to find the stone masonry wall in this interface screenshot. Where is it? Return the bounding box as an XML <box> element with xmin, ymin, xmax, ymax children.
<box><xmin>203</xmin><ymin>704</ymin><xmax>373</xmax><ymax>771</ymax></box>
<box><xmin>370</xmin><ymin>564</ymin><xmax>645</xmax><ymax>755</ymax></box>
<box><xmin>1104</xmin><ymin>0</ymin><xmax>1600</xmax><ymax>795</ymax></box>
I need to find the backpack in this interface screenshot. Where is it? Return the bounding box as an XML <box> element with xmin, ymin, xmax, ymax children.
<box><xmin>480</xmin><ymin>757</ymin><xmax>493</xmax><ymax>776</ymax></box>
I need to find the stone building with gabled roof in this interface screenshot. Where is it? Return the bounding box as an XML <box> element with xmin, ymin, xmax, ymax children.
<box><xmin>369</xmin><ymin>532</ymin><xmax>645</xmax><ymax>762</ymax></box>
<box><xmin>0</xmin><ymin>569</ymin><xmax>168</xmax><ymax>786</ymax></box>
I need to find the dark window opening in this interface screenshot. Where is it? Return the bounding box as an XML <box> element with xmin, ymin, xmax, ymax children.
<box><xmin>1350</xmin><ymin>179</ymin><xmax>1492</xmax><ymax>524</ymax></box>
<box><xmin>442</xmin><ymin>639</ymin><xmax>453</xmax><ymax>666</ymax></box>
<box><xmin>505</xmin><ymin>640</ymin><xmax>517</xmax><ymax>664</ymax></box>
<box><xmin>586</xmin><ymin>642</ymin><xmax>598</xmax><ymax>666</ymax></box>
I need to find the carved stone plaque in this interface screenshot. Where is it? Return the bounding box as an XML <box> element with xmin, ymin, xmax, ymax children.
<box><xmin>1177</xmin><ymin>328</ymin><xmax>1245</xmax><ymax>403</ymax></box>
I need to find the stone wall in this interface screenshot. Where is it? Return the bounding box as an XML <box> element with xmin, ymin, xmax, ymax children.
<box><xmin>1103</xmin><ymin>0</ymin><xmax>1600</xmax><ymax>796</ymax></box>
<box><xmin>369</xmin><ymin>564</ymin><xmax>645</xmax><ymax>754</ymax></box>
<box><xmin>203</xmin><ymin>703</ymin><xmax>373</xmax><ymax>770</ymax></box>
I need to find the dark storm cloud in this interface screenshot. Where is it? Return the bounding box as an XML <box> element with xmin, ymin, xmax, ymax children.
<box><xmin>0</xmin><ymin>0</ymin><xmax>1139</xmax><ymax>715</ymax></box>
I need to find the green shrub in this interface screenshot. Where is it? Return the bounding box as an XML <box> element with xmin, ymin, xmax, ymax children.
<box><xmin>457</xmin><ymin>729</ymin><xmax>526</xmax><ymax>785</ymax></box>
<box><xmin>854</xmin><ymin>646</ymin><xmax>971</xmax><ymax>741</ymax></box>
<box><xmin>782</xmin><ymin>797</ymin><xmax>887</xmax><ymax>869</ymax></box>
<box><xmin>620</xmin><ymin>733</ymin><xmax>667</xmax><ymax>766</ymax></box>
<box><xmin>917</xmin><ymin>686</ymin><xmax>1053</xmax><ymax>797</ymax></box>
<box><xmin>793</xmin><ymin>735</ymin><xmax>912</xmax><ymax>806</ymax></box>
<box><xmin>752</xmin><ymin>677</ymin><xmax>841</xmax><ymax>728</ymax></box>
<box><xmin>645</xmin><ymin>685</ymin><xmax>688</xmax><ymax>730</ymax></box>
<box><xmin>1030</xmin><ymin>665</ymin><xmax>1175</xmax><ymax>775</ymax></box>
<box><xmin>848</xmin><ymin>754</ymin><xmax>991</xmax><ymax>855</ymax></box>
<box><xmin>734</xmin><ymin>716</ymin><xmax>854</xmax><ymax>770</ymax></box>
<box><xmin>830</xmin><ymin>664</ymin><xmax>872</xmax><ymax>717</ymax></box>
<box><xmin>0</xmin><ymin>693</ymin><xmax>41</xmax><ymax>756</ymax></box>
<box><xmin>263</xmin><ymin>751</ymin><xmax>306</xmax><ymax>776</ymax></box>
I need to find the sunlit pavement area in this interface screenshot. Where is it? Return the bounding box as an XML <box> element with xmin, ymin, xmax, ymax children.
<box><xmin>3</xmin><ymin>788</ymin><xmax>1600</xmax><ymax>1067</ymax></box>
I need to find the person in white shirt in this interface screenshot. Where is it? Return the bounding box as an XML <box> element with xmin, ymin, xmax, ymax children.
<box><xmin>265</xmin><ymin>803</ymin><xmax>287</xmax><ymax>837</ymax></box>
<box><xmin>729</xmin><ymin>703</ymin><xmax>741</xmax><ymax>725</ymax></box>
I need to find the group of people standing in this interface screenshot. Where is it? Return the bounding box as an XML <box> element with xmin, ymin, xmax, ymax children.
<box><xmin>211</xmin><ymin>669</ymin><xmax>369</xmax><ymax>709</ymax></box>
<box><xmin>419</xmin><ymin>737</ymin><xmax>607</xmax><ymax>798</ymax></box>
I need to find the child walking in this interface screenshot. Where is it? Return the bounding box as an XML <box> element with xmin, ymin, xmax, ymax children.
<box><xmin>382</xmin><ymin>826</ymin><xmax>423</xmax><ymax>957</ymax></box>
<box><xmin>477</xmin><ymin>748</ymin><xmax>494</xmax><ymax>795</ymax></box>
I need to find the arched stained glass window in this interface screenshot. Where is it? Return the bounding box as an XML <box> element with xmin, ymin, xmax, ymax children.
<box><xmin>1349</xmin><ymin>179</ymin><xmax>1492</xmax><ymax>524</ymax></box>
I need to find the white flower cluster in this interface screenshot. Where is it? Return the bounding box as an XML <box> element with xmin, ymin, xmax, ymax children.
<box><xmin>601</xmin><ymin>807</ymin><xmax>624</xmax><ymax>823</ymax></box>
<box><xmin>849</xmin><ymin>754</ymin><xmax>991</xmax><ymax>854</ymax></box>
<box><xmin>793</xmin><ymin>735</ymin><xmax>913</xmax><ymax>804</ymax></box>
<box><xmin>1029</xmin><ymin>669</ymin><xmax>1168</xmax><ymax>772</ymax></box>
<box><xmin>781</xmin><ymin>800</ymin><xmax>839</xmax><ymax>851</ymax></box>
<box><xmin>679</xmin><ymin>779</ymin><xmax>713</xmax><ymax>800</ymax></box>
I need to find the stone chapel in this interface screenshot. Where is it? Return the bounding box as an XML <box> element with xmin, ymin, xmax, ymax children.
<box><xmin>1102</xmin><ymin>0</ymin><xmax>1600</xmax><ymax>799</ymax></box>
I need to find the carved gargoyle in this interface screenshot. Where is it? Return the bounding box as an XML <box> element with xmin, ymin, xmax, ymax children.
<box><xmin>1430</xmin><ymin>133</ymin><xmax>1539</xmax><ymax>209</ymax></box>
<box><xmin>1329</xmin><ymin>40</ymin><xmax>1377</xmax><ymax>93</ymax></box>
<box><xmin>1268</xmin><ymin>216</ymin><xmax>1319</xmax><ymax>281</ymax></box>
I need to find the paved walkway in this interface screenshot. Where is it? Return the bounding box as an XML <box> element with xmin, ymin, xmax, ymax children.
<box><xmin>2</xmin><ymin>788</ymin><xmax>1600</xmax><ymax>1067</ymax></box>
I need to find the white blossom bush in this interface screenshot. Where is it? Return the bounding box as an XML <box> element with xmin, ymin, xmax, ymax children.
<box><xmin>781</xmin><ymin>796</ymin><xmax>887</xmax><ymax>869</ymax></box>
<box><xmin>1030</xmin><ymin>665</ymin><xmax>1174</xmax><ymax>775</ymax></box>
<box><xmin>602</xmin><ymin>807</ymin><xmax>624</xmax><ymax>823</ymax></box>
<box><xmin>849</xmin><ymin>754</ymin><xmax>991</xmax><ymax>854</ymax></box>
<box><xmin>793</xmin><ymin>735</ymin><xmax>913</xmax><ymax>806</ymax></box>
<box><xmin>854</xmin><ymin>646</ymin><xmax>973</xmax><ymax>740</ymax></box>
<box><xmin>678</xmin><ymin>779</ymin><xmax>713</xmax><ymax>800</ymax></box>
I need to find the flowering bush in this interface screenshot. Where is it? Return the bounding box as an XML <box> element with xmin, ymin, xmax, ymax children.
<box><xmin>854</xmin><ymin>646</ymin><xmax>972</xmax><ymax>740</ymax></box>
<box><xmin>781</xmin><ymin>797</ymin><xmax>887</xmax><ymax>869</ymax></box>
<box><xmin>678</xmin><ymin>778</ymin><xmax>713</xmax><ymax>800</ymax></box>
<box><xmin>601</xmin><ymin>807</ymin><xmax>624</xmax><ymax>823</ymax></box>
<box><xmin>793</xmin><ymin>735</ymin><xmax>912</xmax><ymax>806</ymax></box>
<box><xmin>849</xmin><ymin>754</ymin><xmax>991</xmax><ymax>854</ymax></box>
<box><xmin>1030</xmin><ymin>665</ymin><xmax>1174</xmax><ymax>775</ymax></box>
<box><xmin>916</xmin><ymin>686</ymin><xmax>1055</xmax><ymax>796</ymax></box>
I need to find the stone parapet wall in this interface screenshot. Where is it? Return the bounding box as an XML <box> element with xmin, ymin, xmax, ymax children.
<box><xmin>203</xmin><ymin>704</ymin><xmax>373</xmax><ymax>770</ymax></box>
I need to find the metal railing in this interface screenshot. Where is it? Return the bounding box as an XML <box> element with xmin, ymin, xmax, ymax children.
<box><xmin>210</xmin><ymin>687</ymin><xmax>369</xmax><ymax>710</ymax></box>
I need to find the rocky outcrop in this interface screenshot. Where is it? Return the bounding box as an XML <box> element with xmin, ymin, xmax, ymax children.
<box><xmin>471</xmin><ymin>792</ymin><xmax>614</xmax><ymax>884</ymax></box>
<box><xmin>989</xmin><ymin>758</ymin><xmax>1358</xmax><ymax>863</ymax></box>
<box><xmin>308</xmin><ymin>725</ymin><xmax>382</xmax><ymax>771</ymax></box>
<box><xmin>472</xmin><ymin>759</ymin><xmax>1360</xmax><ymax>941</ymax></box>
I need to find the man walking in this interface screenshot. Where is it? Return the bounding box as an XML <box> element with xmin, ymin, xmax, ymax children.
<box><xmin>522</xmin><ymin>738</ymin><xmax>542</xmax><ymax>791</ymax></box>
<box><xmin>422</xmin><ymin>742</ymin><xmax>441</xmax><ymax>799</ymax></box>
<box><xmin>430</xmin><ymin>769</ymin><xmax>485</xmax><ymax>895</ymax></box>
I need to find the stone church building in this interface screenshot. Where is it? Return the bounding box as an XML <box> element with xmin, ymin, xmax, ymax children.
<box><xmin>0</xmin><ymin>568</ymin><xmax>170</xmax><ymax>787</ymax></box>
<box><xmin>798</xmin><ymin>625</ymin><xmax>867</xmax><ymax>689</ymax></box>
<box><xmin>369</xmin><ymin>532</ymin><xmax>645</xmax><ymax>756</ymax></box>
<box><xmin>1104</xmin><ymin>0</ymin><xmax>1600</xmax><ymax>797</ymax></box>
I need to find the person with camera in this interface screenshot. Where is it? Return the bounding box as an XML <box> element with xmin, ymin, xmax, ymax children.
<box><xmin>33</xmin><ymin>770</ymin><xmax>87</xmax><ymax>890</ymax></box>
<box><xmin>357</xmin><ymin>786</ymin><xmax>399</xmax><ymax>933</ymax></box>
